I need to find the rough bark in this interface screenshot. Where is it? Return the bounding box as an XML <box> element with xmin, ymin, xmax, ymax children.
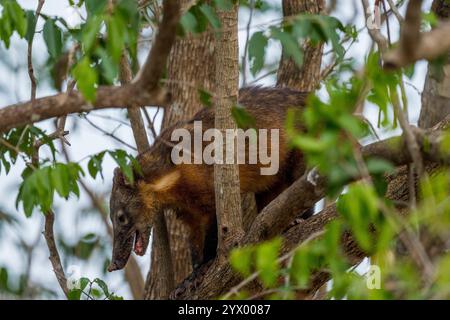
<box><xmin>418</xmin><ymin>0</ymin><xmax>450</xmax><ymax>129</ymax></box>
<box><xmin>145</xmin><ymin>13</ymin><xmax>217</xmax><ymax>298</ymax></box>
<box><xmin>144</xmin><ymin>212</ymin><xmax>175</xmax><ymax>299</ymax></box>
<box><xmin>213</xmin><ymin>4</ymin><xmax>244</xmax><ymax>257</ymax></box>
<box><xmin>276</xmin><ymin>0</ymin><xmax>325</xmax><ymax>91</ymax></box>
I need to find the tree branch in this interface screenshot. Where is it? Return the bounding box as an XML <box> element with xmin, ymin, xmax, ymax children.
<box><xmin>134</xmin><ymin>0</ymin><xmax>181</xmax><ymax>91</ymax></box>
<box><xmin>43</xmin><ymin>211</ymin><xmax>69</xmax><ymax>297</ymax></box>
<box><xmin>0</xmin><ymin>85</ymin><xmax>169</xmax><ymax>134</ymax></box>
<box><xmin>384</xmin><ymin>0</ymin><xmax>450</xmax><ymax>69</ymax></box>
<box><xmin>27</xmin><ymin>0</ymin><xmax>45</xmax><ymax>103</ymax></box>
<box><xmin>170</xmin><ymin>117</ymin><xmax>450</xmax><ymax>299</ymax></box>
<box><xmin>119</xmin><ymin>54</ymin><xmax>150</xmax><ymax>153</ymax></box>
<box><xmin>0</xmin><ymin>0</ymin><xmax>181</xmax><ymax>134</ymax></box>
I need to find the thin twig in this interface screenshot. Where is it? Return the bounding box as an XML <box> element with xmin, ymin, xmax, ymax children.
<box><xmin>27</xmin><ymin>0</ymin><xmax>45</xmax><ymax>104</ymax></box>
<box><xmin>386</xmin><ymin>0</ymin><xmax>405</xmax><ymax>23</ymax></box>
<box><xmin>83</xmin><ymin>116</ymin><xmax>137</xmax><ymax>151</ymax></box>
<box><xmin>241</xmin><ymin>0</ymin><xmax>255</xmax><ymax>87</ymax></box>
<box><xmin>43</xmin><ymin>211</ymin><xmax>69</xmax><ymax>297</ymax></box>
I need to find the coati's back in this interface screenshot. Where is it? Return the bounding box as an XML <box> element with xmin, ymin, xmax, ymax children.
<box><xmin>136</xmin><ymin>86</ymin><xmax>308</xmax><ymax>214</ymax></box>
<box><xmin>137</xmin><ymin>86</ymin><xmax>308</xmax><ymax>183</ymax></box>
<box><xmin>109</xmin><ymin>87</ymin><xmax>309</xmax><ymax>271</ymax></box>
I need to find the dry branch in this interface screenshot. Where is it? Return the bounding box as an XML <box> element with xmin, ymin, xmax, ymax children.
<box><xmin>384</xmin><ymin>0</ymin><xmax>450</xmax><ymax>69</ymax></box>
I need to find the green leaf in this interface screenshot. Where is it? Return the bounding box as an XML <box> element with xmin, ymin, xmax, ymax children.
<box><xmin>25</xmin><ymin>11</ymin><xmax>37</xmax><ymax>43</ymax></box>
<box><xmin>85</xmin><ymin>0</ymin><xmax>107</xmax><ymax>16</ymax></box>
<box><xmin>96</xmin><ymin>47</ymin><xmax>119</xmax><ymax>84</ymax></box>
<box><xmin>6</xmin><ymin>0</ymin><xmax>27</xmax><ymax>38</ymax></box>
<box><xmin>230</xmin><ymin>246</ymin><xmax>253</xmax><ymax>277</ymax></box>
<box><xmin>213</xmin><ymin>0</ymin><xmax>234</xmax><ymax>10</ymax></box>
<box><xmin>43</xmin><ymin>19</ymin><xmax>63</xmax><ymax>59</ymax></box>
<box><xmin>81</xmin><ymin>15</ymin><xmax>102</xmax><ymax>53</ymax></box>
<box><xmin>291</xmin><ymin>247</ymin><xmax>311</xmax><ymax>288</ymax></box>
<box><xmin>94</xmin><ymin>278</ymin><xmax>110</xmax><ymax>297</ymax></box>
<box><xmin>198</xmin><ymin>88</ymin><xmax>213</xmax><ymax>108</ymax></box>
<box><xmin>255</xmin><ymin>238</ymin><xmax>281</xmax><ymax>288</ymax></box>
<box><xmin>248</xmin><ymin>31</ymin><xmax>268</xmax><ymax>76</ymax></box>
<box><xmin>199</xmin><ymin>4</ymin><xmax>221</xmax><ymax>30</ymax></box>
<box><xmin>108</xmin><ymin>150</ymin><xmax>139</xmax><ymax>184</ymax></box>
<box><xmin>68</xmin><ymin>289</ymin><xmax>82</xmax><ymax>300</ymax></box>
<box><xmin>366</xmin><ymin>158</ymin><xmax>394</xmax><ymax>175</ymax></box>
<box><xmin>337</xmin><ymin>183</ymin><xmax>379</xmax><ymax>252</ymax></box>
<box><xmin>16</xmin><ymin>163</ymin><xmax>83</xmax><ymax>217</ymax></box>
<box><xmin>87</xmin><ymin>151</ymin><xmax>106</xmax><ymax>179</ymax></box>
<box><xmin>271</xmin><ymin>27</ymin><xmax>303</xmax><ymax>67</ymax></box>
<box><xmin>50</xmin><ymin>164</ymin><xmax>70</xmax><ymax>198</ymax></box>
<box><xmin>180</xmin><ymin>12</ymin><xmax>198</xmax><ymax>34</ymax></box>
<box><xmin>72</xmin><ymin>57</ymin><xmax>98</xmax><ymax>102</ymax></box>
<box><xmin>106</xmin><ymin>14</ymin><xmax>126</xmax><ymax>63</ymax></box>
<box><xmin>231</xmin><ymin>105</ymin><xmax>256</xmax><ymax>129</ymax></box>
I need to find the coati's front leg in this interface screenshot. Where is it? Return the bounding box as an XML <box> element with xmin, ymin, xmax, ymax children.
<box><xmin>184</xmin><ymin>212</ymin><xmax>217</xmax><ymax>270</ymax></box>
<box><xmin>188</xmin><ymin>223</ymin><xmax>206</xmax><ymax>270</ymax></box>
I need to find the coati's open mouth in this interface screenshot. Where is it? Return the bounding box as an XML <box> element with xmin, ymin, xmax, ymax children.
<box><xmin>108</xmin><ymin>227</ymin><xmax>151</xmax><ymax>272</ymax></box>
<box><xmin>134</xmin><ymin>229</ymin><xmax>150</xmax><ymax>256</ymax></box>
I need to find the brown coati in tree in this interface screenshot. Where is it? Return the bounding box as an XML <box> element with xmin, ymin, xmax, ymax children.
<box><xmin>108</xmin><ymin>87</ymin><xmax>310</xmax><ymax>272</ymax></box>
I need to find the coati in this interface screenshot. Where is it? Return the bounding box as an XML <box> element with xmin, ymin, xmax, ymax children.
<box><xmin>108</xmin><ymin>87</ymin><xmax>309</xmax><ymax>272</ymax></box>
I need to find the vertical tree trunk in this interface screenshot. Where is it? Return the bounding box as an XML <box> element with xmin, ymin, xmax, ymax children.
<box><xmin>214</xmin><ymin>4</ymin><xmax>244</xmax><ymax>258</ymax></box>
<box><xmin>118</xmin><ymin>55</ymin><xmax>149</xmax><ymax>300</ymax></box>
<box><xmin>418</xmin><ymin>0</ymin><xmax>450</xmax><ymax>129</ymax></box>
<box><xmin>144</xmin><ymin>212</ymin><xmax>175</xmax><ymax>299</ymax></box>
<box><xmin>277</xmin><ymin>0</ymin><xmax>325</xmax><ymax>91</ymax></box>
<box><xmin>162</xmin><ymin>31</ymin><xmax>216</xmax><ymax>283</ymax></box>
<box><xmin>145</xmin><ymin>31</ymin><xmax>216</xmax><ymax>298</ymax></box>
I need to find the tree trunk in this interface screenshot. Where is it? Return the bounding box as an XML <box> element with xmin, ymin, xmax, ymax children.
<box><xmin>418</xmin><ymin>0</ymin><xmax>450</xmax><ymax>129</ymax></box>
<box><xmin>277</xmin><ymin>0</ymin><xmax>325</xmax><ymax>91</ymax></box>
<box><xmin>144</xmin><ymin>30</ymin><xmax>216</xmax><ymax>298</ymax></box>
<box><xmin>214</xmin><ymin>4</ymin><xmax>244</xmax><ymax>258</ymax></box>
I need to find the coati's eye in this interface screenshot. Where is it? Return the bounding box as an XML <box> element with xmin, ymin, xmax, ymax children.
<box><xmin>117</xmin><ymin>210</ymin><xmax>128</xmax><ymax>225</ymax></box>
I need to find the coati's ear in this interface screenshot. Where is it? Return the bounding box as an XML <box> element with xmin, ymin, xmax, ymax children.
<box><xmin>113</xmin><ymin>168</ymin><xmax>133</xmax><ymax>187</ymax></box>
<box><xmin>149</xmin><ymin>170</ymin><xmax>181</xmax><ymax>192</ymax></box>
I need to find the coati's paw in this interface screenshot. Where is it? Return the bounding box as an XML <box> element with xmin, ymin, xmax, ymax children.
<box><xmin>169</xmin><ymin>260</ymin><xmax>214</xmax><ymax>299</ymax></box>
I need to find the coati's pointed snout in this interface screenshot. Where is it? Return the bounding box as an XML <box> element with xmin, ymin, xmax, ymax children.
<box><xmin>107</xmin><ymin>262</ymin><xmax>120</xmax><ymax>272</ymax></box>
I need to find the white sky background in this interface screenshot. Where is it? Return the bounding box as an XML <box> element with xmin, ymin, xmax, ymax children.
<box><xmin>0</xmin><ymin>0</ymin><xmax>433</xmax><ymax>299</ymax></box>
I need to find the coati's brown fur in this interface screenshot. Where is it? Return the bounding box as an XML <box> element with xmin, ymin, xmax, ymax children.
<box><xmin>109</xmin><ymin>87</ymin><xmax>309</xmax><ymax>271</ymax></box>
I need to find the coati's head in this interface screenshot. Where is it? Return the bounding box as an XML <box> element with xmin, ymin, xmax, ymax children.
<box><xmin>108</xmin><ymin>167</ymin><xmax>181</xmax><ymax>272</ymax></box>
